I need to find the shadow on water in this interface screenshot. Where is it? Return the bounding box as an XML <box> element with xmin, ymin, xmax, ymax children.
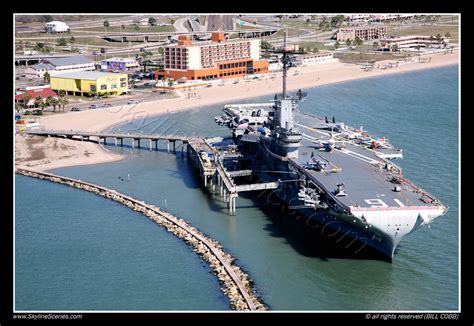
<box><xmin>174</xmin><ymin>151</ymin><xmax>391</xmax><ymax>262</ymax></box>
<box><xmin>241</xmin><ymin>191</ymin><xmax>391</xmax><ymax>262</ymax></box>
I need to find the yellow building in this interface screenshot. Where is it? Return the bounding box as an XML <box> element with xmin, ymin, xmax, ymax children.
<box><xmin>50</xmin><ymin>71</ymin><xmax>128</xmax><ymax>97</ymax></box>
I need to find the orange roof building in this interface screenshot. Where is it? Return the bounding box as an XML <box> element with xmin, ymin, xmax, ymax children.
<box><xmin>156</xmin><ymin>32</ymin><xmax>268</xmax><ymax>81</ymax></box>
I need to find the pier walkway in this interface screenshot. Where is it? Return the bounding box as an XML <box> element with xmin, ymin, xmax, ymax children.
<box><xmin>25</xmin><ymin>129</ymin><xmax>280</xmax><ymax>215</ymax></box>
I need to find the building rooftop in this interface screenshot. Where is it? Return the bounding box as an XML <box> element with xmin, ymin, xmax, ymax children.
<box><xmin>50</xmin><ymin>71</ymin><xmax>126</xmax><ymax>80</ymax></box>
<box><xmin>15</xmin><ymin>88</ymin><xmax>57</xmax><ymax>101</ymax></box>
<box><xmin>31</xmin><ymin>63</ymin><xmax>55</xmax><ymax>70</ymax></box>
<box><xmin>44</xmin><ymin>56</ymin><xmax>94</xmax><ymax>67</ymax></box>
<box><xmin>46</xmin><ymin>21</ymin><xmax>67</xmax><ymax>25</ymax></box>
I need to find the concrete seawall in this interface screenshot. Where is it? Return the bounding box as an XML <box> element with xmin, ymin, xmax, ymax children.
<box><xmin>15</xmin><ymin>168</ymin><xmax>266</xmax><ymax>311</ymax></box>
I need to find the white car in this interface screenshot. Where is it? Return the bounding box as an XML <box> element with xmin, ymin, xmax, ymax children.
<box><xmin>128</xmin><ymin>99</ymin><xmax>141</xmax><ymax>104</ymax></box>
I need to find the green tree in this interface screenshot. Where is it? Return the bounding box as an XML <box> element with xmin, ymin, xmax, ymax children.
<box><xmin>148</xmin><ymin>17</ymin><xmax>157</xmax><ymax>26</ymax></box>
<box><xmin>354</xmin><ymin>36</ymin><xmax>363</xmax><ymax>46</ymax></box>
<box><xmin>334</xmin><ymin>41</ymin><xmax>340</xmax><ymax>50</ymax></box>
<box><xmin>43</xmin><ymin>71</ymin><xmax>50</xmax><ymax>83</ymax></box>
<box><xmin>373</xmin><ymin>41</ymin><xmax>379</xmax><ymax>49</ymax></box>
<box><xmin>170</xmin><ymin>19</ymin><xmax>175</xmax><ymax>25</ymax></box>
<box><xmin>261</xmin><ymin>40</ymin><xmax>273</xmax><ymax>50</ymax></box>
<box><xmin>34</xmin><ymin>96</ymin><xmax>44</xmax><ymax>108</ymax></box>
<box><xmin>46</xmin><ymin>96</ymin><xmax>55</xmax><ymax>111</ymax></box>
<box><xmin>69</xmin><ymin>36</ymin><xmax>75</xmax><ymax>46</ymax></box>
<box><xmin>22</xmin><ymin>94</ymin><xmax>32</xmax><ymax>108</ymax></box>
<box><xmin>58</xmin><ymin>97</ymin><xmax>68</xmax><ymax>112</ymax></box>
<box><xmin>103</xmin><ymin>20</ymin><xmax>110</xmax><ymax>28</ymax></box>
<box><xmin>445</xmin><ymin>32</ymin><xmax>451</xmax><ymax>39</ymax></box>
<box><xmin>134</xmin><ymin>24</ymin><xmax>140</xmax><ymax>31</ymax></box>
<box><xmin>34</xmin><ymin>96</ymin><xmax>47</xmax><ymax>113</ymax></box>
<box><xmin>15</xmin><ymin>102</ymin><xmax>22</xmax><ymax>113</ymax></box>
<box><xmin>49</xmin><ymin>97</ymin><xmax>59</xmax><ymax>112</ymax></box>
<box><xmin>345</xmin><ymin>38</ymin><xmax>352</xmax><ymax>47</ymax></box>
<box><xmin>58</xmin><ymin>90</ymin><xmax>67</xmax><ymax>98</ymax></box>
<box><xmin>57</xmin><ymin>38</ymin><xmax>67</xmax><ymax>46</ymax></box>
<box><xmin>435</xmin><ymin>33</ymin><xmax>443</xmax><ymax>47</ymax></box>
<box><xmin>166</xmin><ymin>78</ymin><xmax>174</xmax><ymax>93</ymax></box>
<box><xmin>330</xmin><ymin>15</ymin><xmax>344</xmax><ymax>28</ymax></box>
<box><xmin>42</xmin><ymin>15</ymin><xmax>53</xmax><ymax>22</ymax></box>
<box><xmin>34</xmin><ymin>42</ymin><xmax>45</xmax><ymax>51</ymax></box>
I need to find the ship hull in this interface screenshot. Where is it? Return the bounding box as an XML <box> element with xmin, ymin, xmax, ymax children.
<box><xmin>245</xmin><ymin>141</ymin><xmax>409</xmax><ymax>261</ymax></box>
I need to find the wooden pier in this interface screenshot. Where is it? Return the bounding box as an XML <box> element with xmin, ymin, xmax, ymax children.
<box><xmin>25</xmin><ymin>129</ymin><xmax>280</xmax><ymax>215</ymax></box>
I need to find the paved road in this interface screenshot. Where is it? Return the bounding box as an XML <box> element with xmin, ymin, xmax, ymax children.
<box><xmin>173</xmin><ymin>17</ymin><xmax>190</xmax><ymax>33</ymax></box>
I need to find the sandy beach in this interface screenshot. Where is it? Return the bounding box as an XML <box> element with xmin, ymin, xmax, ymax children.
<box><xmin>16</xmin><ymin>51</ymin><xmax>458</xmax><ymax>171</ymax></box>
<box><xmin>15</xmin><ymin>133</ymin><xmax>124</xmax><ymax>172</ymax></box>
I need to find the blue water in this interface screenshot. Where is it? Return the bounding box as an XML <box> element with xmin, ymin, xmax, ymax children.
<box><xmin>15</xmin><ymin>65</ymin><xmax>459</xmax><ymax>311</ymax></box>
<box><xmin>15</xmin><ymin>176</ymin><xmax>229</xmax><ymax>311</ymax></box>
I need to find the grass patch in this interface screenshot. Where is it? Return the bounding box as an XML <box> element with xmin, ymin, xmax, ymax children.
<box><xmin>386</xmin><ymin>23</ymin><xmax>458</xmax><ymax>44</ymax></box>
<box><xmin>334</xmin><ymin>52</ymin><xmax>400</xmax><ymax>64</ymax></box>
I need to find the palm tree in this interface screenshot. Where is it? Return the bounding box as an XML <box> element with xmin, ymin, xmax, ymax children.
<box><xmin>345</xmin><ymin>38</ymin><xmax>352</xmax><ymax>47</ymax></box>
<box><xmin>58</xmin><ymin>90</ymin><xmax>66</xmax><ymax>98</ymax></box>
<box><xmin>334</xmin><ymin>41</ymin><xmax>340</xmax><ymax>50</ymax></box>
<box><xmin>69</xmin><ymin>36</ymin><xmax>75</xmax><ymax>50</ymax></box>
<box><xmin>43</xmin><ymin>71</ymin><xmax>50</xmax><ymax>83</ymax></box>
<box><xmin>166</xmin><ymin>78</ymin><xmax>174</xmax><ymax>93</ymax></box>
<box><xmin>33</xmin><ymin>96</ymin><xmax>46</xmax><ymax>114</ymax></box>
<box><xmin>104</xmin><ymin>20</ymin><xmax>109</xmax><ymax>34</ymax></box>
<box><xmin>46</xmin><ymin>96</ymin><xmax>54</xmax><ymax>111</ymax></box>
<box><xmin>49</xmin><ymin>97</ymin><xmax>59</xmax><ymax>112</ymax></box>
<box><xmin>34</xmin><ymin>96</ymin><xmax>44</xmax><ymax>109</ymax></box>
<box><xmin>59</xmin><ymin>97</ymin><xmax>68</xmax><ymax>112</ymax></box>
<box><xmin>445</xmin><ymin>32</ymin><xmax>451</xmax><ymax>39</ymax></box>
<box><xmin>15</xmin><ymin>102</ymin><xmax>22</xmax><ymax>113</ymax></box>
<box><xmin>148</xmin><ymin>17</ymin><xmax>157</xmax><ymax>26</ymax></box>
<box><xmin>373</xmin><ymin>41</ymin><xmax>379</xmax><ymax>50</ymax></box>
<box><xmin>22</xmin><ymin>93</ymin><xmax>32</xmax><ymax>109</ymax></box>
<box><xmin>435</xmin><ymin>33</ymin><xmax>443</xmax><ymax>47</ymax></box>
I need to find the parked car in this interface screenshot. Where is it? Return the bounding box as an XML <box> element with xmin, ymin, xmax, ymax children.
<box><xmin>102</xmin><ymin>103</ymin><xmax>112</xmax><ymax>107</ymax></box>
<box><xmin>89</xmin><ymin>104</ymin><xmax>98</xmax><ymax>109</ymax></box>
<box><xmin>71</xmin><ymin>107</ymin><xmax>81</xmax><ymax>112</ymax></box>
<box><xmin>128</xmin><ymin>99</ymin><xmax>141</xmax><ymax>104</ymax></box>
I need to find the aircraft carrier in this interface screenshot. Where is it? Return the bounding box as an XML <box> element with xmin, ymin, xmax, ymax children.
<box><xmin>210</xmin><ymin>34</ymin><xmax>448</xmax><ymax>260</ymax></box>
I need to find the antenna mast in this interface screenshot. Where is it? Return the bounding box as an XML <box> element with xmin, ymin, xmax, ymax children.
<box><xmin>282</xmin><ymin>28</ymin><xmax>289</xmax><ymax>98</ymax></box>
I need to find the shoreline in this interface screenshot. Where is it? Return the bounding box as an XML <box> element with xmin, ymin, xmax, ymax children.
<box><xmin>17</xmin><ymin>51</ymin><xmax>458</xmax><ymax>171</ymax></box>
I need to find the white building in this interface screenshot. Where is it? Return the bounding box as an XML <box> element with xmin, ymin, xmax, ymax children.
<box><xmin>25</xmin><ymin>56</ymin><xmax>96</xmax><ymax>78</ymax></box>
<box><xmin>380</xmin><ymin>35</ymin><xmax>450</xmax><ymax>51</ymax></box>
<box><xmin>99</xmin><ymin>57</ymin><xmax>140</xmax><ymax>71</ymax></box>
<box><xmin>24</xmin><ymin>63</ymin><xmax>53</xmax><ymax>78</ymax></box>
<box><xmin>45</xmin><ymin>21</ymin><xmax>69</xmax><ymax>33</ymax></box>
<box><xmin>268</xmin><ymin>59</ymin><xmax>282</xmax><ymax>71</ymax></box>
<box><xmin>298</xmin><ymin>52</ymin><xmax>338</xmax><ymax>66</ymax></box>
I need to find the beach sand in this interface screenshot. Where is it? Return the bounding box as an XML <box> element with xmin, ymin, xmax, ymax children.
<box><xmin>17</xmin><ymin>51</ymin><xmax>458</xmax><ymax>171</ymax></box>
<box><xmin>15</xmin><ymin>133</ymin><xmax>124</xmax><ymax>172</ymax></box>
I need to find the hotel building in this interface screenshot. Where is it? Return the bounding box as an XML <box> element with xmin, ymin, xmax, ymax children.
<box><xmin>336</xmin><ymin>25</ymin><xmax>387</xmax><ymax>41</ymax></box>
<box><xmin>156</xmin><ymin>32</ymin><xmax>268</xmax><ymax>81</ymax></box>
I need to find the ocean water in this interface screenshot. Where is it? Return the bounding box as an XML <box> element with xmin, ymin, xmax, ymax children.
<box><xmin>15</xmin><ymin>65</ymin><xmax>459</xmax><ymax>311</ymax></box>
